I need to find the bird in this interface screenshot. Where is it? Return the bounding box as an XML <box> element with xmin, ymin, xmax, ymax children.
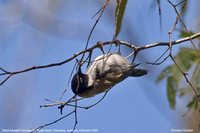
<box><xmin>71</xmin><ymin>53</ymin><xmax>147</xmax><ymax>98</ymax></box>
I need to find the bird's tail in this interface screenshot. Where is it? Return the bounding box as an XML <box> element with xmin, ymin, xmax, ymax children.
<box><xmin>129</xmin><ymin>69</ymin><xmax>148</xmax><ymax>77</ymax></box>
<box><xmin>127</xmin><ymin>63</ymin><xmax>148</xmax><ymax>77</ymax></box>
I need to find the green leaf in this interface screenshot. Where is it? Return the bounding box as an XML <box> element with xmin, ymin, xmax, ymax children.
<box><xmin>187</xmin><ymin>97</ymin><xmax>196</xmax><ymax>109</ymax></box>
<box><xmin>157</xmin><ymin>46</ymin><xmax>200</xmax><ymax>109</ymax></box>
<box><xmin>178</xmin><ymin>87</ymin><xmax>190</xmax><ymax>97</ymax></box>
<box><xmin>180</xmin><ymin>31</ymin><xmax>194</xmax><ymax>38</ymax></box>
<box><xmin>156</xmin><ymin>64</ymin><xmax>182</xmax><ymax>84</ymax></box>
<box><xmin>187</xmin><ymin>96</ymin><xmax>198</xmax><ymax>109</ymax></box>
<box><xmin>156</xmin><ymin>65</ymin><xmax>172</xmax><ymax>83</ymax></box>
<box><xmin>167</xmin><ymin>76</ymin><xmax>176</xmax><ymax>109</ymax></box>
<box><xmin>191</xmin><ymin>63</ymin><xmax>200</xmax><ymax>93</ymax></box>
<box><xmin>114</xmin><ymin>0</ymin><xmax>127</xmax><ymax>38</ymax></box>
<box><xmin>171</xmin><ymin>65</ymin><xmax>182</xmax><ymax>85</ymax></box>
<box><xmin>180</xmin><ymin>0</ymin><xmax>188</xmax><ymax>19</ymax></box>
<box><xmin>157</xmin><ymin>47</ymin><xmax>199</xmax><ymax>83</ymax></box>
<box><xmin>174</xmin><ymin>48</ymin><xmax>196</xmax><ymax>70</ymax></box>
<box><xmin>193</xmin><ymin>64</ymin><xmax>200</xmax><ymax>85</ymax></box>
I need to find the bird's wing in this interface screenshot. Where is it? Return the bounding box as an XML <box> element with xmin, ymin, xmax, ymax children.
<box><xmin>95</xmin><ymin>64</ymin><xmax>126</xmax><ymax>84</ymax></box>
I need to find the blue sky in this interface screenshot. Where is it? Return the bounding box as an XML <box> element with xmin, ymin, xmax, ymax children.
<box><xmin>0</xmin><ymin>0</ymin><xmax>198</xmax><ymax>133</ymax></box>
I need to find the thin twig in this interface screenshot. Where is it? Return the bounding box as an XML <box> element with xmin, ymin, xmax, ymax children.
<box><xmin>84</xmin><ymin>91</ymin><xmax>109</xmax><ymax>109</ymax></box>
<box><xmin>168</xmin><ymin>16</ymin><xmax>179</xmax><ymax>52</ymax></box>
<box><xmin>71</xmin><ymin>96</ymin><xmax>78</xmax><ymax>133</ymax></box>
<box><xmin>167</xmin><ymin>0</ymin><xmax>198</xmax><ymax>53</ymax></box>
<box><xmin>166</xmin><ymin>0</ymin><xmax>199</xmax><ymax>98</ymax></box>
<box><xmin>30</xmin><ymin>110</ymin><xmax>75</xmax><ymax>133</ymax></box>
<box><xmin>41</xmin><ymin>91</ymin><xmax>108</xmax><ymax>110</ymax></box>
<box><xmin>0</xmin><ymin>75</ymin><xmax>12</xmax><ymax>86</ymax></box>
<box><xmin>58</xmin><ymin>95</ymin><xmax>76</xmax><ymax>114</ymax></box>
<box><xmin>80</xmin><ymin>0</ymin><xmax>110</xmax><ymax>62</ymax></box>
<box><xmin>146</xmin><ymin>48</ymin><xmax>169</xmax><ymax>65</ymax></box>
<box><xmin>156</xmin><ymin>0</ymin><xmax>162</xmax><ymax>33</ymax></box>
<box><xmin>59</xmin><ymin>61</ymin><xmax>78</xmax><ymax>100</ymax></box>
<box><xmin>35</xmin><ymin>91</ymin><xmax>109</xmax><ymax>133</ymax></box>
<box><xmin>0</xmin><ymin>67</ymin><xmax>9</xmax><ymax>73</ymax></box>
<box><xmin>170</xmin><ymin>55</ymin><xmax>198</xmax><ymax>96</ymax></box>
<box><xmin>156</xmin><ymin>0</ymin><xmax>161</xmax><ymax>15</ymax></box>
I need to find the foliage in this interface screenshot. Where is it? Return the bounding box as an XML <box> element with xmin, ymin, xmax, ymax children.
<box><xmin>157</xmin><ymin>46</ymin><xmax>200</xmax><ymax>109</ymax></box>
<box><xmin>114</xmin><ymin>0</ymin><xmax>127</xmax><ymax>38</ymax></box>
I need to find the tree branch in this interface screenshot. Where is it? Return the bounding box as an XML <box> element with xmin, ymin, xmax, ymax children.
<box><xmin>0</xmin><ymin>32</ymin><xmax>200</xmax><ymax>86</ymax></box>
<box><xmin>31</xmin><ymin>110</ymin><xmax>75</xmax><ymax>133</ymax></box>
<box><xmin>136</xmin><ymin>32</ymin><xmax>200</xmax><ymax>51</ymax></box>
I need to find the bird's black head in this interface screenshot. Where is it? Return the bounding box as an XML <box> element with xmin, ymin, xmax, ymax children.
<box><xmin>71</xmin><ymin>66</ymin><xmax>89</xmax><ymax>95</ymax></box>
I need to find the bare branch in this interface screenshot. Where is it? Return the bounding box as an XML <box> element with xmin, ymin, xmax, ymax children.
<box><xmin>166</xmin><ymin>0</ymin><xmax>200</xmax><ymax>98</ymax></box>
<box><xmin>2</xmin><ymin>0</ymin><xmax>199</xmax><ymax>132</ymax></box>
<box><xmin>41</xmin><ymin>91</ymin><xmax>108</xmax><ymax>110</ymax></box>
<box><xmin>80</xmin><ymin>0</ymin><xmax>110</xmax><ymax>61</ymax></box>
<box><xmin>170</xmin><ymin>55</ymin><xmax>199</xmax><ymax>96</ymax></box>
<box><xmin>136</xmin><ymin>32</ymin><xmax>200</xmax><ymax>51</ymax></box>
<box><xmin>33</xmin><ymin>91</ymin><xmax>109</xmax><ymax>133</ymax></box>
<box><xmin>59</xmin><ymin>61</ymin><xmax>78</xmax><ymax>100</ymax></box>
<box><xmin>0</xmin><ymin>75</ymin><xmax>12</xmax><ymax>86</ymax></box>
<box><xmin>167</xmin><ymin>0</ymin><xmax>199</xmax><ymax>55</ymax></box>
<box><xmin>1</xmin><ymin>33</ymin><xmax>200</xmax><ymax>86</ymax></box>
<box><xmin>31</xmin><ymin>110</ymin><xmax>75</xmax><ymax>133</ymax></box>
<box><xmin>71</xmin><ymin>97</ymin><xmax>78</xmax><ymax>133</ymax></box>
<box><xmin>146</xmin><ymin>48</ymin><xmax>170</xmax><ymax>65</ymax></box>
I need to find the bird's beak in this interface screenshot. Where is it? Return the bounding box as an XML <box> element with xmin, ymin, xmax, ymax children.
<box><xmin>78</xmin><ymin>65</ymin><xmax>83</xmax><ymax>76</ymax></box>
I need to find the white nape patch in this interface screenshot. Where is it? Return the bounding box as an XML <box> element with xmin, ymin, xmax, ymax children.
<box><xmin>87</xmin><ymin>75</ymin><xmax>94</xmax><ymax>87</ymax></box>
<box><xmin>86</xmin><ymin>53</ymin><xmax>131</xmax><ymax>87</ymax></box>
